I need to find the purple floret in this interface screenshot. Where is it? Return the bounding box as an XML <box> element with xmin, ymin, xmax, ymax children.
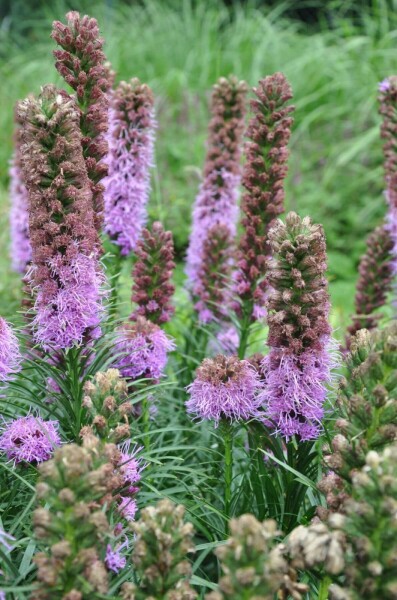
<box><xmin>260</xmin><ymin>347</ymin><xmax>334</xmax><ymax>441</ymax></box>
<box><xmin>0</xmin><ymin>415</ymin><xmax>61</xmax><ymax>463</ymax></box>
<box><xmin>379</xmin><ymin>78</ymin><xmax>391</xmax><ymax>93</ymax></box>
<box><xmin>0</xmin><ymin>317</ymin><xmax>21</xmax><ymax>383</ymax></box>
<box><xmin>29</xmin><ymin>252</ymin><xmax>104</xmax><ymax>350</ymax></box>
<box><xmin>105</xmin><ymin>542</ymin><xmax>127</xmax><ymax>573</ymax></box>
<box><xmin>186</xmin><ymin>354</ymin><xmax>262</xmax><ymax>425</ymax></box>
<box><xmin>9</xmin><ymin>160</ymin><xmax>31</xmax><ymax>273</ymax></box>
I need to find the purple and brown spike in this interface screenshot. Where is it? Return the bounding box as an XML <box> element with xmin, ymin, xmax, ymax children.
<box><xmin>52</xmin><ymin>11</ymin><xmax>111</xmax><ymax>234</ymax></box>
<box><xmin>235</xmin><ymin>73</ymin><xmax>294</xmax><ymax>318</ymax></box>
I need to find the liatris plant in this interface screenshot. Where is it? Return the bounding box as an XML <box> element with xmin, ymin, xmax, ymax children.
<box><xmin>18</xmin><ymin>85</ymin><xmax>104</xmax><ymax>350</ymax></box>
<box><xmin>205</xmin><ymin>515</ymin><xmax>307</xmax><ymax>600</ymax></box>
<box><xmin>346</xmin><ymin>224</ymin><xmax>394</xmax><ymax>345</ymax></box>
<box><xmin>52</xmin><ymin>11</ymin><xmax>110</xmax><ymax>233</ymax></box>
<box><xmin>319</xmin><ymin>326</ymin><xmax>397</xmax><ymax>516</ymax></box>
<box><xmin>9</xmin><ymin>106</ymin><xmax>31</xmax><ymax>274</ymax></box>
<box><xmin>104</xmin><ymin>79</ymin><xmax>156</xmax><ymax>255</ymax></box>
<box><xmin>186</xmin><ymin>76</ymin><xmax>247</xmax><ymax>319</ymax></box>
<box><xmin>81</xmin><ymin>369</ymin><xmax>133</xmax><ymax>443</ymax></box>
<box><xmin>0</xmin><ymin>317</ymin><xmax>21</xmax><ymax>383</ymax></box>
<box><xmin>31</xmin><ymin>435</ymin><xmax>128</xmax><ymax>599</ymax></box>
<box><xmin>194</xmin><ymin>223</ymin><xmax>234</xmax><ymax>324</ymax></box>
<box><xmin>0</xmin><ymin>415</ymin><xmax>61</xmax><ymax>464</ymax></box>
<box><xmin>261</xmin><ymin>212</ymin><xmax>333</xmax><ymax>440</ymax></box>
<box><xmin>121</xmin><ymin>499</ymin><xmax>197</xmax><ymax>600</ymax></box>
<box><xmin>235</xmin><ymin>73</ymin><xmax>294</xmax><ymax>355</ymax></box>
<box><xmin>131</xmin><ymin>222</ymin><xmax>175</xmax><ymax>324</ymax></box>
<box><xmin>186</xmin><ymin>355</ymin><xmax>261</xmax><ymax>518</ymax></box>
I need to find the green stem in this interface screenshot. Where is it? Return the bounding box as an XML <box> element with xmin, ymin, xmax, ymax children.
<box><xmin>238</xmin><ymin>301</ymin><xmax>253</xmax><ymax>359</ymax></box>
<box><xmin>318</xmin><ymin>575</ymin><xmax>331</xmax><ymax>600</ymax></box>
<box><xmin>222</xmin><ymin>420</ymin><xmax>234</xmax><ymax>525</ymax></box>
<box><xmin>142</xmin><ymin>396</ymin><xmax>151</xmax><ymax>453</ymax></box>
<box><xmin>109</xmin><ymin>247</ymin><xmax>122</xmax><ymax>319</ymax></box>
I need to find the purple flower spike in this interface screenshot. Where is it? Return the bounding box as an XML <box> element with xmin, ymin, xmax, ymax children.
<box><xmin>0</xmin><ymin>415</ymin><xmax>61</xmax><ymax>463</ymax></box>
<box><xmin>115</xmin><ymin>316</ymin><xmax>175</xmax><ymax>381</ymax></box>
<box><xmin>186</xmin><ymin>76</ymin><xmax>247</xmax><ymax>320</ymax></box>
<box><xmin>18</xmin><ymin>85</ymin><xmax>104</xmax><ymax>350</ymax></box>
<box><xmin>0</xmin><ymin>317</ymin><xmax>21</xmax><ymax>383</ymax></box>
<box><xmin>104</xmin><ymin>79</ymin><xmax>156</xmax><ymax>255</ymax></box>
<box><xmin>186</xmin><ymin>355</ymin><xmax>262</xmax><ymax>425</ymax></box>
<box><xmin>118</xmin><ymin>496</ymin><xmax>138</xmax><ymax>521</ymax></box>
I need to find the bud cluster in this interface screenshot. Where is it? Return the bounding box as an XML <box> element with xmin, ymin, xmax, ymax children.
<box><xmin>121</xmin><ymin>499</ymin><xmax>197</xmax><ymax>600</ymax></box>
<box><xmin>235</xmin><ymin>73</ymin><xmax>294</xmax><ymax>316</ymax></box>
<box><xmin>131</xmin><ymin>222</ymin><xmax>175</xmax><ymax>325</ymax></box>
<box><xmin>31</xmin><ymin>436</ymin><xmax>125</xmax><ymax>599</ymax></box>
<box><xmin>194</xmin><ymin>223</ymin><xmax>234</xmax><ymax>323</ymax></box>
<box><xmin>320</xmin><ymin>325</ymin><xmax>397</xmax><ymax>515</ymax></box>
<box><xmin>328</xmin><ymin>445</ymin><xmax>397</xmax><ymax>599</ymax></box>
<box><xmin>347</xmin><ymin>224</ymin><xmax>394</xmax><ymax>345</ymax></box>
<box><xmin>80</xmin><ymin>369</ymin><xmax>133</xmax><ymax>442</ymax></box>
<box><xmin>205</xmin><ymin>515</ymin><xmax>307</xmax><ymax>600</ymax></box>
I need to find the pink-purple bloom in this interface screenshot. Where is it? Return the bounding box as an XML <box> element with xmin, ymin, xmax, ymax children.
<box><xmin>115</xmin><ymin>317</ymin><xmax>175</xmax><ymax>381</ymax></box>
<box><xmin>28</xmin><ymin>252</ymin><xmax>104</xmax><ymax>350</ymax></box>
<box><xmin>186</xmin><ymin>355</ymin><xmax>262</xmax><ymax>425</ymax></box>
<box><xmin>0</xmin><ymin>317</ymin><xmax>21</xmax><ymax>383</ymax></box>
<box><xmin>104</xmin><ymin>79</ymin><xmax>155</xmax><ymax>255</ymax></box>
<box><xmin>261</xmin><ymin>349</ymin><xmax>334</xmax><ymax>440</ymax></box>
<box><xmin>119</xmin><ymin>442</ymin><xmax>143</xmax><ymax>490</ymax></box>
<box><xmin>105</xmin><ymin>542</ymin><xmax>127</xmax><ymax>573</ymax></box>
<box><xmin>9</xmin><ymin>158</ymin><xmax>31</xmax><ymax>273</ymax></box>
<box><xmin>118</xmin><ymin>496</ymin><xmax>138</xmax><ymax>521</ymax></box>
<box><xmin>0</xmin><ymin>415</ymin><xmax>61</xmax><ymax>463</ymax></box>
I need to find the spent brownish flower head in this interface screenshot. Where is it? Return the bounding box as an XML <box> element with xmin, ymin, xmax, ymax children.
<box><xmin>346</xmin><ymin>224</ymin><xmax>394</xmax><ymax>346</ymax></box>
<box><xmin>236</xmin><ymin>73</ymin><xmax>294</xmax><ymax>315</ymax></box>
<box><xmin>131</xmin><ymin>222</ymin><xmax>175</xmax><ymax>324</ymax></box>
<box><xmin>52</xmin><ymin>11</ymin><xmax>111</xmax><ymax>233</ymax></box>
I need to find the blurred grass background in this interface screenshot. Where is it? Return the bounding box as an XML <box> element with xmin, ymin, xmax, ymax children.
<box><xmin>1</xmin><ymin>0</ymin><xmax>396</xmax><ymax>337</ymax></box>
